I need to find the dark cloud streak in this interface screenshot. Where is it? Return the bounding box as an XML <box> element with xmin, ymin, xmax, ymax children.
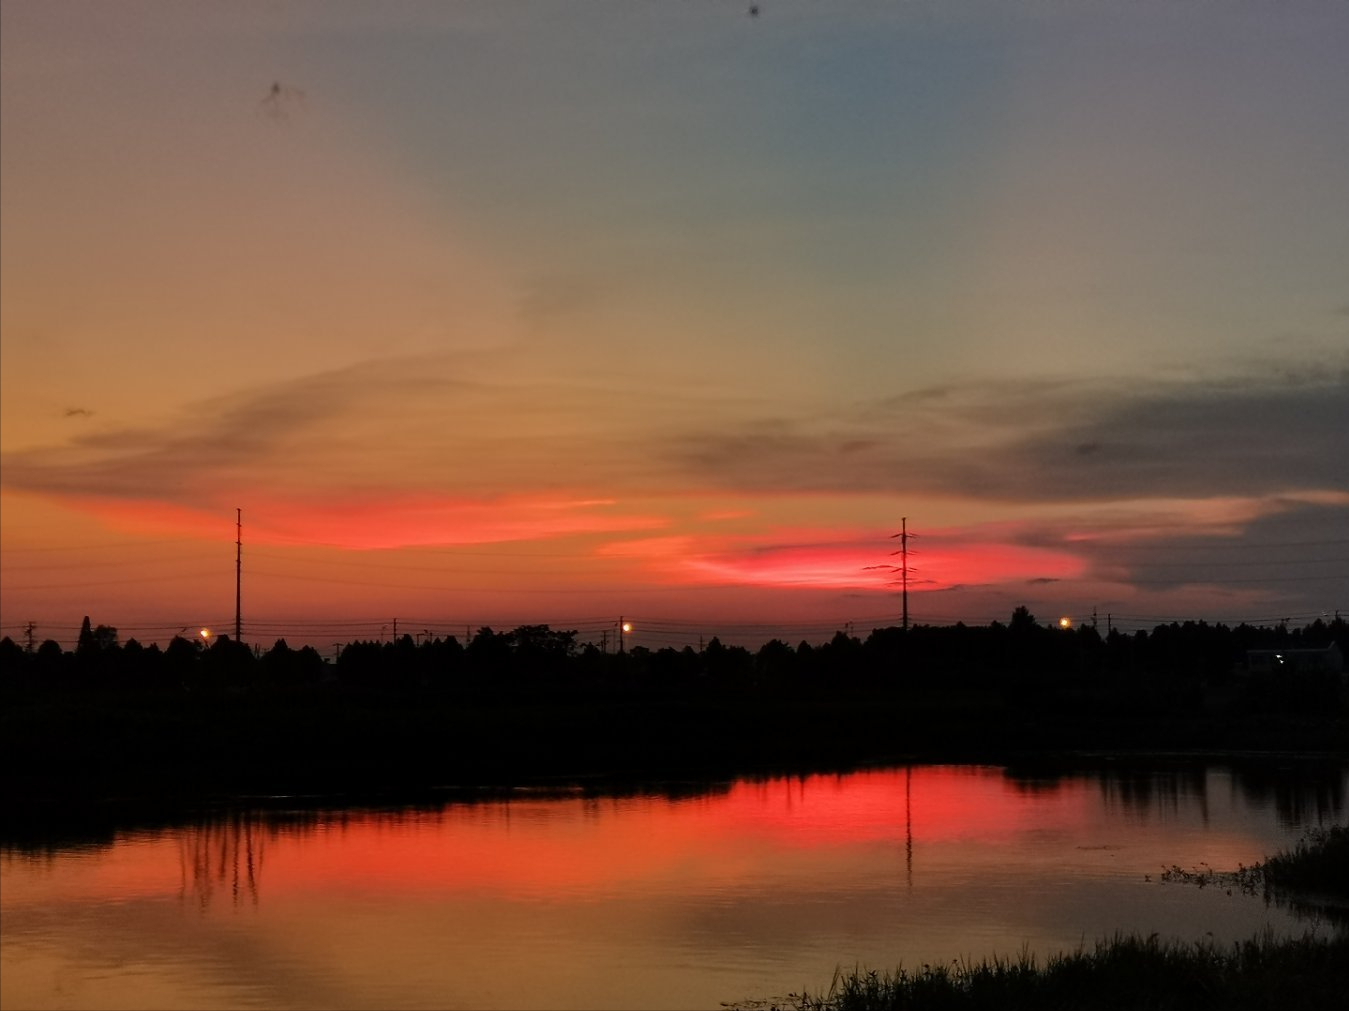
<box><xmin>666</xmin><ymin>373</ymin><xmax>1349</xmax><ymax>502</ymax></box>
<box><xmin>3</xmin><ymin>360</ymin><xmax>1345</xmax><ymax>520</ymax></box>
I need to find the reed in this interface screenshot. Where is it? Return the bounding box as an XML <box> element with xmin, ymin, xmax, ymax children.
<box><xmin>776</xmin><ymin>931</ymin><xmax>1347</xmax><ymax>1011</ymax></box>
<box><xmin>1160</xmin><ymin>824</ymin><xmax>1349</xmax><ymax>920</ymax></box>
<box><xmin>773</xmin><ymin>826</ymin><xmax>1349</xmax><ymax>1011</ymax></box>
<box><xmin>1261</xmin><ymin>824</ymin><xmax>1349</xmax><ymax>897</ymax></box>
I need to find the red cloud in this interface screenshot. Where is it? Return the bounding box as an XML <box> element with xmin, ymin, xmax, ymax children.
<box><xmin>619</xmin><ymin>531</ymin><xmax>1088</xmax><ymax>592</ymax></box>
<box><xmin>74</xmin><ymin>493</ymin><xmax>667</xmax><ymax>550</ymax></box>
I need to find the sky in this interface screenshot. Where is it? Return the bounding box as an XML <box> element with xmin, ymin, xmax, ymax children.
<box><xmin>2</xmin><ymin>0</ymin><xmax>1347</xmax><ymax>651</ymax></box>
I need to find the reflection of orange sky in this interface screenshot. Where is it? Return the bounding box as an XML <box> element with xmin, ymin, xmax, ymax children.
<box><xmin>2</xmin><ymin>763</ymin><xmax>1315</xmax><ymax>964</ymax></box>
<box><xmin>13</xmin><ymin>769</ymin><xmax>1100</xmax><ymax>905</ymax></box>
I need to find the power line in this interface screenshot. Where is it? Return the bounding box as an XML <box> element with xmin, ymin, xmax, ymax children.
<box><xmin>4</xmin><ymin>604</ymin><xmax>1344</xmax><ymax>653</ymax></box>
<box><xmin>1</xmin><ymin>570</ymin><xmax>224</xmax><ymax>590</ymax></box>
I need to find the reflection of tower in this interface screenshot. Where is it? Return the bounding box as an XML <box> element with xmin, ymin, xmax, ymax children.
<box><xmin>178</xmin><ymin>813</ymin><xmax>265</xmax><ymax>907</ymax></box>
<box><xmin>905</xmin><ymin>764</ymin><xmax>913</xmax><ymax>887</ymax></box>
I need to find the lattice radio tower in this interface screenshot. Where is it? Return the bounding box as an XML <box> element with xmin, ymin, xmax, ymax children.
<box><xmin>890</xmin><ymin>517</ymin><xmax>917</xmax><ymax>631</ymax></box>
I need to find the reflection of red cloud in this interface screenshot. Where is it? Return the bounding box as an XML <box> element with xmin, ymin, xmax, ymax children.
<box><xmin>72</xmin><ymin>769</ymin><xmax>1094</xmax><ymax>903</ymax></box>
<box><xmin>79</xmin><ymin>494</ymin><xmax>666</xmax><ymax>550</ymax></box>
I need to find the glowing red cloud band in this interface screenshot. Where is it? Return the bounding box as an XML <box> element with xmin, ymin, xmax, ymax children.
<box><xmin>75</xmin><ymin>494</ymin><xmax>667</xmax><ymax>550</ymax></box>
<box><xmin>677</xmin><ymin>540</ymin><xmax>1085</xmax><ymax>591</ymax></box>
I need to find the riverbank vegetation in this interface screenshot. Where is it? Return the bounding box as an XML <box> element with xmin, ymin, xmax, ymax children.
<box><xmin>774</xmin><ymin>828</ymin><xmax>1349</xmax><ymax>1011</ymax></box>
<box><xmin>777</xmin><ymin>932</ymin><xmax>1347</xmax><ymax>1011</ymax></box>
<box><xmin>1161</xmin><ymin>824</ymin><xmax>1349</xmax><ymax>925</ymax></box>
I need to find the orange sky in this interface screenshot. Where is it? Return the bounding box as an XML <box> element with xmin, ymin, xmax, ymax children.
<box><xmin>2</xmin><ymin>3</ymin><xmax>1345</xmax><ymax>649</ymax></box>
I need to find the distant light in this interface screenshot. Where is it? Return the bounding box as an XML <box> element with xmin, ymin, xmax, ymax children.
<box><xmin>1058</xmin><ymin>617</ymin><xmax>1072</xmax><ymax>629</ymax></box>
<box><xmin>622</xmin><ymin>622</ymin><xmax>633</xmax><ymax>634</ymax></box>
<box><xmin>200</xmin><ymin>628</ymin><xmax>211</xmax><ymax>640</ymax></box>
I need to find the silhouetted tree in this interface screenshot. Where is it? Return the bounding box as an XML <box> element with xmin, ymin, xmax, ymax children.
<box><xmin>262</xmin><ymin>638</ymin><xmax>324</xmax><ymax>686</ymax></box>
<box><xmin>755</xmin><ymin>638</ymin><xmax>797</xmax><ymax>682</ymax></box>
<box><xmin>0</xmin><ymin>636</ymin><xmax>26</xmax><ymax>688</ymax></box>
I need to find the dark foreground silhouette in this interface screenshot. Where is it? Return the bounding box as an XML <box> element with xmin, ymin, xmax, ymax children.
<box><xmin>3</xmin><ymin>610</ymin><xmax>1344</xmax><ymax>816</ymax></box>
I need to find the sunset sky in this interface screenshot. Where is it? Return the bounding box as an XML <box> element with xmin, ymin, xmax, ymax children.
<box><xmin>3</xmin><ymin>1</ymin><xmax>1346</xmax><ymax>650</ymax></box>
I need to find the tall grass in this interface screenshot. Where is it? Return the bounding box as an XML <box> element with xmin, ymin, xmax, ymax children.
<box><xmin>780</xmin><ymin>931</ymin><xmax>1347</xmax><ymax>1011</ymax></box>
<box><xmin>1261</xmin><ymin>824</ymin><xmax>1349</xmax><ymax>898</ymax></box>
<box><xmin>1160</xmin><ymin>824</ymin><xmax>1349</xmax><ymax>922</ymax></box>
<box><xmin>773</xmin><ymin>826</ymin><xmax>1348</xmax><ymax>1011</ymax></box>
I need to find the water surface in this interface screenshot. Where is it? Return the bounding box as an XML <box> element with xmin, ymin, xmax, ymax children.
<box><xmin>3</xmin><ymin>761</ymin><xmax>1344</xmax><ymax>1010</ymax></box>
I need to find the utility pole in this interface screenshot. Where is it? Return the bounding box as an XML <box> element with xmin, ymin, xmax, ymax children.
<box><xmin>891</xmin><ymin>517</ymin><xmax>912</xmax><ymax>631</ymax></box>
<box><xmin>23</xmin><ymin>621</ymin><xmax>36</xmax><ymax>653</ymax></box>
<box><xmin>901</xmin><ymin>517</ymin><xmax>908</xmax><ymax>631</ymax></box>
<box><xmin>235</xmin><ymin>508</ymin><xmax>242</xmax><ymax>643</ymax></box>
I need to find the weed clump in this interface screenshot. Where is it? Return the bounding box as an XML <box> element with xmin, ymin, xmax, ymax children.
<box><xmin>778</xmin><ymin>932</ymin><xmax>1347</xmax><ymax>1011</ymax></box>
<box><xmin>770</xmin><ymin>826</ymin><xmax>1349</xmax><ymax>1011</ymax></box>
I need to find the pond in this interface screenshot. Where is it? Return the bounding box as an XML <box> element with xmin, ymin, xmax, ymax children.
<box><xmin>2</xmin><ymin>760</ymin><xmax>1344</xmax><ymax>1010</ymax></box>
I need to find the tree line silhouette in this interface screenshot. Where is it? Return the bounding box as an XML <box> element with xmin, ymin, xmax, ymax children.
<box><xmin>3</xmin><ymin>607</ymin><xmax>1343</xmax><ymax>716</ymax></box>
<box><xmin>3</xmin><ymin>608</ymin><xmax>1344</xmax><ymax>811</ymax></box>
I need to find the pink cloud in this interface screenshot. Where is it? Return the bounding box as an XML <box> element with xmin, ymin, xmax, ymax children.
<box><xmin>603</xmin><ymin>524</ymin><xmax>1087</xmax><ymax>593</ymax></box>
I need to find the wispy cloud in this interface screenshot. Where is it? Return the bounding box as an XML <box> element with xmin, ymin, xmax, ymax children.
<box><xmin>664</xmin><ymin>369</ymin><xmax>1349</xmax><ymax>502</ymax></box>
<box><xmin>3</xmin><ymin>357</ymin><xmax>1345</xmax><ymax>567</ymax></box>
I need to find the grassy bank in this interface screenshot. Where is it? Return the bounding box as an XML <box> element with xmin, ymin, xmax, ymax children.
<box><xmin>777</xmin><ymin>931</ymin><xmax>1347</xmax><ymax>1011</ymax></box>
<box><xmin>771</xmin><ymin>827</ymin><xmax>1348</xmax><ymax>1011</ymax></box>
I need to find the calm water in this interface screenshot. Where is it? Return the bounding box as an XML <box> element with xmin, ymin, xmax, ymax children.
<box><xmin>3</xmin><ymin>762</ymin><xmax>1345</xmax><ymax>1010</ymax></box>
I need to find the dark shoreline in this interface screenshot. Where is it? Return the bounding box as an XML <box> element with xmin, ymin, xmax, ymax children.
<box><xmin>4</xmin><ymin>681</ymin><xmax>1345</xmax><ymax>846</ymax></box>
<box><xmin>6</xmin><ymin>612</ymin><xmax>1343</xmax><ymax>833</ymax></box>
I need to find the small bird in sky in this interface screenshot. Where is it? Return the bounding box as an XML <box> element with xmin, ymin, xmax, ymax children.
<box><xmin>259</xmin><ymin>80</ymin><xmax>305</xmax><ymax>120</ymax></box>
